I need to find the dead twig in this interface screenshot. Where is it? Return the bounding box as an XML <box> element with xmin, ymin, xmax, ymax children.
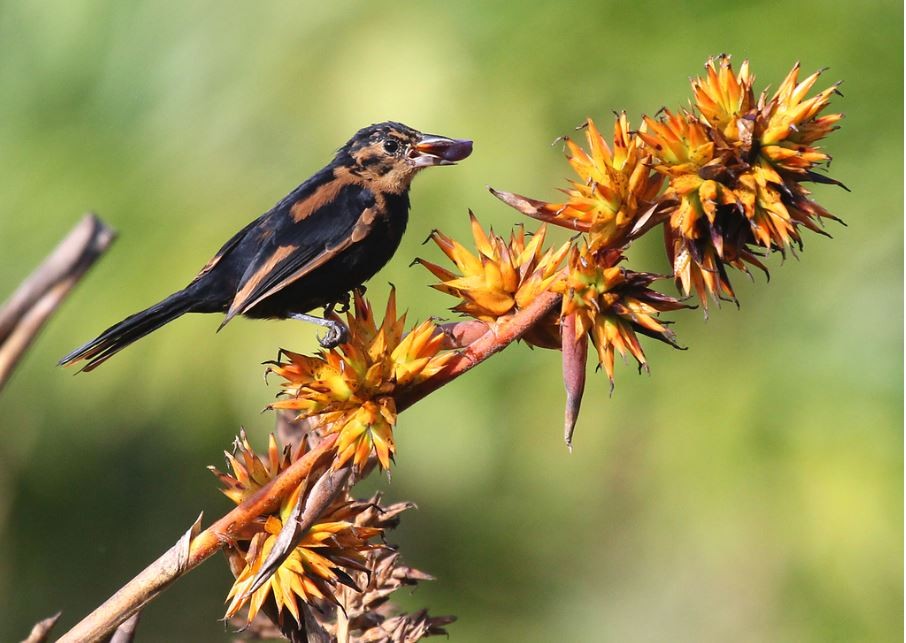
<box><xmin>0</xmin><ymin>214</ymin><xmax>115</xmax><ymax>392</ymax></box>
<box><xmin>20</xmin><ymin>612</ymin><xmax>61</xmax><ymax>643</ymax></box>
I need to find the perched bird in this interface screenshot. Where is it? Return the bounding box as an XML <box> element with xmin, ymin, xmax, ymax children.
<box><xmin>60</xmin><ymin>122</ymin><xmax>472</xmax><ymax>371</ymax></box>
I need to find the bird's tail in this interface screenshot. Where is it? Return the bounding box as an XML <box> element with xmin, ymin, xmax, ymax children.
<box><xmin>59</xmin><ymin>290</ymin><xmax>196</xmax><ymax>372</ymax></box>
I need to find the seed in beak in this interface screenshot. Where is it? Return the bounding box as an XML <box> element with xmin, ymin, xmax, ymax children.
<box><xmin>411</xmin><ymin>136</ymin><xmax>473</xmax><ymax>166</ymax></box>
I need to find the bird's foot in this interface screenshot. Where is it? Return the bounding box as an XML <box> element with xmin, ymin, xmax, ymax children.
<box><xmin>289</xmin><ymin>313</ymin><xmax>349</xmax><ymax>349</ymax></box>
<box><xmin>328</xmin><ymin>292</ymin><xmax>353</xmax><ymax>314</ymax></box>
<box><xmin>317</xmin><ymin>319</ymin><xmax>349</xmax><ymax>348</ymax></box>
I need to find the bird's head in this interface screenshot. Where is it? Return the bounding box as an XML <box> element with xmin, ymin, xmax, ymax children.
<box><xmin>335</xmin><ymin>122</ymin><xmax>472</xmax><ymax>193</ymax></box>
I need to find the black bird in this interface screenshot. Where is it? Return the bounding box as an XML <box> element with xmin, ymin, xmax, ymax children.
<box><xmin>60</xmin><ymin>122</ymin><xmax>472</xmax><ymax>371</ymax></box>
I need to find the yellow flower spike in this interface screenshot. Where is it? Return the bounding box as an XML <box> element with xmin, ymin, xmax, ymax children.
<box><xmin>418</xmin><ymin>214</ymin><xmax>569</xmax><ymax>337</ymax></box>
<box><xmin>469</xmin><ymin>210</ymin><xmax>495</xmax><ymax>257</ymax></box>
<box><xmin>556</xmin><ymin>244</ymin><xmax>688</xmax><ymax>387</ymax></box>
<box><xmin>391</xmin><ymin>321</ymin><xmax>449</xmax><ymax>385</ymax></box>
<box><xmin>333</xmin><ymin>399</ymin><xmax>397</xmax><ymax>471</ymax></box>
<box><xmin>516</xmin><ymin>224</ymin><xmax>545</xmax><ymax>265</ymax></box>
<box><xmin>757</xmin><ymin>62</ymin><xmax>843</xmax><ymax>175</ymax></box>
<box><xmin>225</xmin><ymin>497</ymin><xmax>382</xmax><ymax>626</ymax></box>
<box><xmin>430</xmin><ymin>229</ymin><xmax>483</xmax><ymax>276</ymax></box>
<box><xmin>416</xmin><ymin>258</ymin><xmax>459</xmax><ymax>286</ymax></box>
<box><xmin>267</xmin><ymin>288</ymin><xmax>450</xmax><ymax>471</ymax></box>
<box><xmin>583</xmin><ymin>117</ymin><xmax>614</xmax><ymax>173</ymax></box>
<box><xmin>639</xmin><ymin>110</ymin><xmax>715</xmax><ymax>174</ymax></box>
<box><xmin>491</xmin><ymin>114</ymin><xmax>664</xmax><ymax>250</ymax></box>
<box><xmin>691</xmin><ymin>55</ymin><xmax>755</xmax><ymax>142</ymax></box>
<box><xmin>611</xmin><ymin>111</ymin><xmax>633</xmax><ymax>169</ymax></box>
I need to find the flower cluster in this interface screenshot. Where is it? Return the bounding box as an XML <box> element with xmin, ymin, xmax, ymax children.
<box><xmin>639</xmin><ymin>55</ymin><xmax>844</xmax><ymax>307</ymax></box>
<box><xmin>491</xmin><ymin>114</ymin><xmax>666</xmax><ymax>250</ymax></box>
<box><xmin>556</xmin><ymin>244</ymin><xmax>688</xmax><ymax>386</ymax></box>
<box><xmin>266</xmin><ymin>289</ymin><xmax>451</xmax><ymax>471</ymax></box>
<box><xmin>211</xmin><ymin>431</ymin><xmax>382</xmax><ymax>628</ymax></box>
<box><xmin>214</xmin><ymin>435</ymin><xmax>452</xmax><ymax>640</ymax></box>
<box><xmin>493</xmin><ymin>56</ymin><xmax>843</xmax><ymax>310</ymax></box>
<box><xmin>416</xmin><ymin>212</ymin><xmax>569</xmax><ymax>348</ymax></box>
<box><xmin>474</xmin><ymin>55</ymin><xmax>843</xmax><ymax>439</ymax></box>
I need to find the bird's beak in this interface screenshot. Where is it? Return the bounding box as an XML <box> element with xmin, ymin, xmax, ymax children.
<box><xmin>409</xmin><ymin>134</ymin><xmax>473</xmax><ymax>167</ymax></box>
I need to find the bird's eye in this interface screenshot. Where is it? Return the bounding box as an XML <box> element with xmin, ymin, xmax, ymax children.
<box><xmin>383</xmin><ymin>139</ymin><xmax>400</xmax><ymax>154</ymax></box>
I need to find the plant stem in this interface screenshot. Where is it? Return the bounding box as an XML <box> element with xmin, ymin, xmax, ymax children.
<box><xmin>57</xmin><ymin>435</ymin><xmax>337</xmax><ymax>643</ymax></box>
<box><xmin>57</xmin><ymin>290</ymin><xmax>562</xmax><ymax>642</ymax></box>
<box><xmin>0</xmin><ymin>214</ymin><xmax>115</xmax><ymax>391</ymax></box>
<box><xmin>397</xmin><ymin>291</ymin><xmax>561</xmax><ymax>411</ymax></box>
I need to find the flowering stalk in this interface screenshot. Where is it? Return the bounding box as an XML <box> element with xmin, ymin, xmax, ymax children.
<box><xmin>54</xmin><ymin>55</ymin><xmax>844</xmax><ymax>643</ymax></box>
<box><xmin>57</xmin><ymin>292</ymin><xmax>560</xmax><ymax>642</ymax></box>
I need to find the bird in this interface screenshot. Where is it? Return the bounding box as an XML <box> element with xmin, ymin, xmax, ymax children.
<box><xmin>60</xmin><ymin>122</ymin><xmax>472</xmax><ymax>372</ymax></box>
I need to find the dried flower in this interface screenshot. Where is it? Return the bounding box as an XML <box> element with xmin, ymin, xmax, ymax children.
<box><xmin>212</xmin><ymin>433</ymin><xmax>383</xmax><ymax>628</ymax></box>
<box><xmin>356</xmin><ymin>610</ymin><xmax>456</xmax><ymax>643</ymax></box>
<box><xmin>317</xmin><ymin>494</ymin><xmax>456</xmax><ymax>642</ymax></box>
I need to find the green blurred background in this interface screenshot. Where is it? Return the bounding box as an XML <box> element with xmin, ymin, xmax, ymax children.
<box><xmin>1</xmin><ymin>1</ymin><xmax>901</xmax><ymax>641</ymax></box>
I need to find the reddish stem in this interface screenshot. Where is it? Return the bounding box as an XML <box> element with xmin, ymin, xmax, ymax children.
<box><xmin>397</xmin><ymin>291</ymin><xmax>561</xmax><ymax>411</ymax></box>
<box><xmin>58</xmin><ymin>292</ymin><xmax>561</xmax><ymax>641</ymax></box>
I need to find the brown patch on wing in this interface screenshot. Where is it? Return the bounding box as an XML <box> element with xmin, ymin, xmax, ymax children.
<box><xmin>195</xmin><ymin>254</ymin><xmax>224</xmax><ymax>280</ymax></box>
<box><xmin>289</xmin><ymin>177</ymin><xmax>347</xmax><ymax>222</ymax></box>
<box><xmin>351</xmin><ymin>207</ymin><xmax>377</xmax><ymax>242</ymax></box>
<box><xmin>228</xmin><ymin>243</ymin><xmax>298</xmax><ymax>316</ymax></box>
<box><xmin>224</xmin><ymin>207</ymin><xmax>382</xmax><ymax>323</ymax></box>
<box><xmin>191</xmin><ymin>217</ymin><xmax>263</xmax><ymax>282</ymax></box>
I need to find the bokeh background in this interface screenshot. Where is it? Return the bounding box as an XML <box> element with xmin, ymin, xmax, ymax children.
<box><xmin>0</xmin><ymin>2</ymin><xmax>902</xmax><ymax>641</ymax></box>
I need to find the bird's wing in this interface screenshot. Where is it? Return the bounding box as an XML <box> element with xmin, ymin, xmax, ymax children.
<box><xmin>221</xmin><ymin>181</ymin><xmax>377</xmax><ymax>325</ymax></box>
<box><xmin>191</xmin><ymin>217</ymin><xmax>262</xmax><ymax>282</ymax></box>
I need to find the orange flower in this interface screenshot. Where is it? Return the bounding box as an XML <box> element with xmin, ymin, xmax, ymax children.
<box><xmin>758</xmin><ymin>62</ymin><xmax>843</xmax><ymax>174</ymax></box>
<box><xmin>691</xmin><ymin>55</ymin><xmax>756</xmax><ymax>145</ymax></box>
<box><xmin>225</xmin><ymin>491</ymin><xmax>380</xmax><ymax>626</ymax></box>
<box><xmin>208</xmin><ymin>429</ymin><xmax>300</xmax><ymax>506</ymax></box>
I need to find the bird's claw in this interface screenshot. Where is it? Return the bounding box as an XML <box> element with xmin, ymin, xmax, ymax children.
<box><xmin>318</xmin><ymin>320</ymin><xmax>349</xmax><ymax>348</ymax></box>
<box><xmin>329</xmin><ymin>292</ymin><xmax>353</xmax><ymax>314</ymax></box>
